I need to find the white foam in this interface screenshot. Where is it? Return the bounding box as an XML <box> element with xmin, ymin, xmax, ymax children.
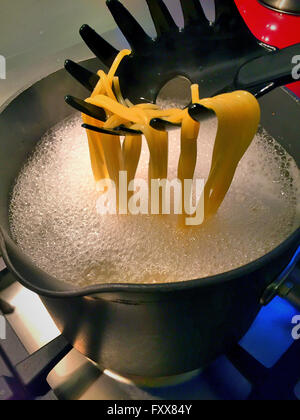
<box><xmin>9</xmin><ymin>114</ymin><xmax>300</xmax><ymax>286</ymax></box>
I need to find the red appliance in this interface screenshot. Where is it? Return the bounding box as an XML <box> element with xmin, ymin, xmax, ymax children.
<box><xmin>236</xmin><ymin>0</ymin><xmax>300</xmax><ymax>96</ymax></box>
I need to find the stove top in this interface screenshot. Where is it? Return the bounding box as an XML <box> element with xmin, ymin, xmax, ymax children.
<box><xmin>0</xmin><ymin>257</ymin><xmax>299</xmax><ymax>401</ymax></box>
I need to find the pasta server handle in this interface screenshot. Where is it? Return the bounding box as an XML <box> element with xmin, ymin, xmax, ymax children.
<box><xmin>235</xmin><ymin>43</ymin><xmax>300</xmax><ymax>95</ymax></box>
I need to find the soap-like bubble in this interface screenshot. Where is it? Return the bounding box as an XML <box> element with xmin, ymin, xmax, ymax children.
<box><xmin>9</xmin><ymin>113</ymin><xmax>300</xmax><ymax>286</ymax></box>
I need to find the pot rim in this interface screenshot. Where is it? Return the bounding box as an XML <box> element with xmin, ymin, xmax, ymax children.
<box><xmin>1</xmin><ymin>225</ymin><xmax>299</xmax><ymax>298</ymax></box>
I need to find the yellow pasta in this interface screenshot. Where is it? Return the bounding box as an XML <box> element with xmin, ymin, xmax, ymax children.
<box><xmin>82</xmin><ymin>50</ymin><xmax>260</xmax><ymax>226</ymax></box>
<box><xmin>199</xmin><ymin>91</ymin><xmax>260</xmax><ymax>218</ymax></box>
<box><xmin>177</xmin><ymin>85</ymin><xmax>200</xmax><ymax>225</ymax></box>
<box><xmin>107</xmin><ymin>49</ymin><xmax>131</xmax><ymax>84</ymax></box>
<box><xmin>122</xmin><ymin>134</ymin><xmax>142</xmax><ymax>199</ymax></box>
<box><xmin>81</xmin><ymin>114</ymin><xmax>109</xmax><ymax>182</ymax></box>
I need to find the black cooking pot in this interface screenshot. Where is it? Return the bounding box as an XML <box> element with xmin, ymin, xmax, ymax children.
<box><xmin>0</xmin><ymin>60</ymin><xmax>299</xmax><ymax>377</ymax></box>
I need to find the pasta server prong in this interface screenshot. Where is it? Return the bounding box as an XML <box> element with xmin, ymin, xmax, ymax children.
<box><xmin>64</xmin><ymin>60</ymin><xmax>99</xmax><ymax>93</ymax></box>
<box><xmin>82</xmin><ymin>123</ymin><xmax>142</xmax><ymax>136</ymax></box>
<box><xmin>65</xmin><ymin>95</ymin><xmax>106</xmax><ymax>122</ymax></box>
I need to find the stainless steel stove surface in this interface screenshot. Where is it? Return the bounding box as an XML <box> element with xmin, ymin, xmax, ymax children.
<box><xmin>0</xmin><ymin>256</ymin><xmax>299</xmax><ymax>401</ymax></box>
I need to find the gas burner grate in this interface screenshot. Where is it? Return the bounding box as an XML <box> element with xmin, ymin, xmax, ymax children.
<box><xmin>1</xmin><ymin>328</ymin><xmax>299</xmax><ymax>400</ymax></box>
<box><xmin>0</xmin><ymin>309</ymin><xmax>59</xmax><ymax>400</ymax></box>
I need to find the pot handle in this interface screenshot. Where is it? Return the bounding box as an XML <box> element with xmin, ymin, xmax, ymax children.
<box><xmin>260</xmin><ymin>246</ymin><xmax>300</xmax><ymax>306</ymax></box>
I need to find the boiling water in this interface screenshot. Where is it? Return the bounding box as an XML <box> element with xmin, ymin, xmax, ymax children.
<box><xmin>9</xmin><ymin>114</ymin><xmax>300</xmax><ymax>286</ymax></box>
